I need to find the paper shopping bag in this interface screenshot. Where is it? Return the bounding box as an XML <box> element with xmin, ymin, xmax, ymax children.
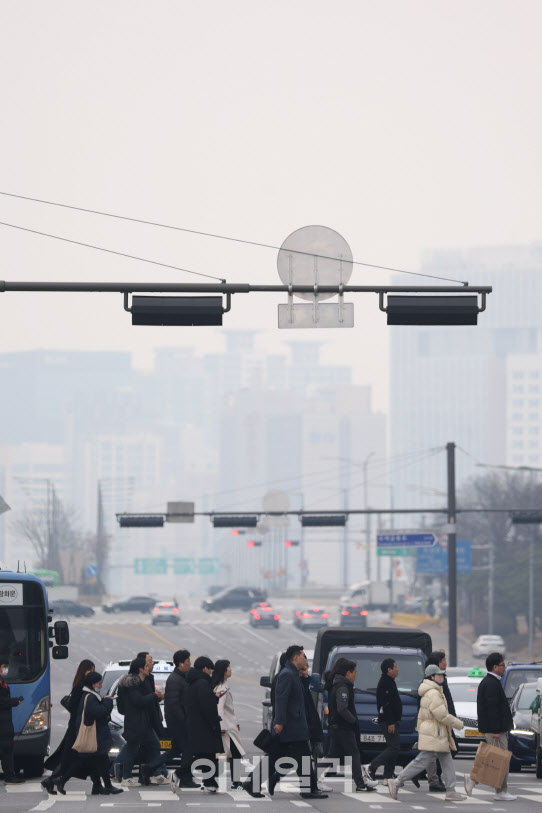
<box><xmin>470</xmin><ymin>740</ymin><xmax>511</xmax><ymax>789</ymax></box>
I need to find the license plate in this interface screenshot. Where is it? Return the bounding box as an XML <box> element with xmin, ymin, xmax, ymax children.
<box><xmin>465</xmin><ymin>730</ymin><xmax>482</xmax><ymax>737</ymax></box>
<box><xmin>160</xmin><ymin>740</ymin><xmax>172</xmax><ymax>749</ymax></box>
<box><xmin>360</xmin><ymin>734</ymin><xmax>386</xmax><ymax>743</ymax></box>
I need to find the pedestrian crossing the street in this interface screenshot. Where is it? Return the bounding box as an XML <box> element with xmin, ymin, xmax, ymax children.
<box><xmin>4</xmin><ymin>778</ymin><xmax>542</xmax><ymax>809</ymax></box>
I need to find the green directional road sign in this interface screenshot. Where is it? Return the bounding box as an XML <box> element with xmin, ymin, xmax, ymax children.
<box><xmin>197</xmin><ymin>558</ymin><xmax>220</xmax><ymax>575</ymax></box>
<box><xmin>134</xmin><ymin>558</ymin><xmax>167</xmax><ymax>574</ymax></box>
<box><xmin>377</xmin><ymin>547</ymin><xmax>417</xmax><ymax>557</ymax></box>
<box><xmin>173</xmin><ymin>558</ymin><xmax>197</xmax><ymax>575</ymax></box>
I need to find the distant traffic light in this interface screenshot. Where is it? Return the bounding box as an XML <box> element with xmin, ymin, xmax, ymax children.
<box><xmin>247</xmin><ymin>539</ymin><xmax>262</xmax><ymax>548</ymax></box>
<box><xmin>301</xmin><ymin>515</ymin><xmax>346</xmax><ymax>527</ymax></box>
<box><xmin>213</xmin><ymin>515</ymin><xmax>258</xmax><ymax>528</ymax></box>
<box><xmin>284</xmin><ymin>539</ymin><xmax>299</xmax><ymax>547</ymax></box>
<box><xmin>118</xmin><ymin>515</ymin><xmax>164</xmax><ymax>527</ymax></box>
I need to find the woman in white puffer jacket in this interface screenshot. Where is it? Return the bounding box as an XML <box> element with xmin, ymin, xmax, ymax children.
<box><xmin>387</xmin><ymin>664</ymin><xmax>466</xmax><ymax>802</ymax></box>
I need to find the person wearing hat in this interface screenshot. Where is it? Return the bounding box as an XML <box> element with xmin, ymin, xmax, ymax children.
<box><xmin>387</xmin><ymin>664</ymin><xmax>466</xmax><ymax>802</ymax></box>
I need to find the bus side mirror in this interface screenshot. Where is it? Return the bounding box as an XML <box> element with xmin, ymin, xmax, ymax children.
<box><xmin>54</xmin><ymin>620</ymin><xmax>69</xmax><ymax>645</ymax></box>
<box><xmin>52</xmin><ymin>645</ymin><xmax>69</xmax><ymax>660</ymax></box>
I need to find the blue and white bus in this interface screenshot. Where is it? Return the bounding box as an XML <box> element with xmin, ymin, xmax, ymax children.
<box><xmin>0</xmin><ymin>568</ymin><xmax>69</xmax><ymax>777</ymax></box>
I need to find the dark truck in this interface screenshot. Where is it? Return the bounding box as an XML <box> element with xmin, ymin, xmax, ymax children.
<box><xmin>311</xmin><ymin>626</ymin><xmax>432</xmax><ymax>765</ymax></box>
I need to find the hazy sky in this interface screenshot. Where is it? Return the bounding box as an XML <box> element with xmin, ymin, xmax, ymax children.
<box><xmin>1</xmin><ymin>1</ymin><xmax>541</xmax><ymax>412</ymax></box>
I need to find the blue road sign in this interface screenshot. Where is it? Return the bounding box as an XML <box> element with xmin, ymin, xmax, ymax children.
<box><xmin>86</xmin><ymin>565</ymin><xmax>98</xmax><ymax>577</ymax></box>
<box><xmin>377</xmin><ymin>532</ymin><xmax>439</xmax><ymax>548</ymax></box>
<box><xmin>416</xmin><ymin>540</ymin><xmax>471</xmax><ymax>575</ymax></box>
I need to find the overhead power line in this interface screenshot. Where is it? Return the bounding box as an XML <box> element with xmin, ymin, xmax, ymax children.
<box><xmin>0</xmin><ymin>190</ymin><xmax>467</xmax><ymax>285</ymax></box>
<box><xmin>0</xmin><ymin>220</ymin><xmax>225</xmax><ymax>282</ymax></box>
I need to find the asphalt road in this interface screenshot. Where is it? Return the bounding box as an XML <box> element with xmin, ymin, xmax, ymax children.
<box><xmin>2</xmin><ymin>599</ymin><xmax>540</xmax><ymax>811</ymax></box>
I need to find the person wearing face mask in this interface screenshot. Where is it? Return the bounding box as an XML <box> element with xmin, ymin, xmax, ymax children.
<box><xmin>0</xmin><ymin>656</ymin><xmax>24</xmax><ymax>785</ymax></box>
<box><xmin>387</xmin><ymin>665</ymin><xmax>465</xmax><ymax>802</ymax></box>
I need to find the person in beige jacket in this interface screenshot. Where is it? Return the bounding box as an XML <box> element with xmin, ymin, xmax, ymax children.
<box><xmin>388</xmin><ymin>664</ymin><xmax>466</xmax><ymax>802</ymax></box>
<box><xmin>212</xmin><ymin>660</ymin><xmax>246</xmax><ymax>789</ymax></box>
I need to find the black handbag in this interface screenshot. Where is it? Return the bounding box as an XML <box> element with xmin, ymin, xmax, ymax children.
<box><xmin>60</xmin><ymin>695</ymin><xmax>71</xmax><ymax>712</ymax></box>
<box><xmin>253</xmin><ymin>728</ymin><xmax>274</xmax><ymax>753</ymax></box>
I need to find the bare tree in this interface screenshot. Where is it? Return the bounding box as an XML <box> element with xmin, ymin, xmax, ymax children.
<box><xmin>458</xmin><ymin>470</ymin><xmax>542</xmax><ymax>634</ymax></box>
<box><xmin>12</xmin><ymin>492</ymin><xmax>83</xmax><ymax>579</ymax></box>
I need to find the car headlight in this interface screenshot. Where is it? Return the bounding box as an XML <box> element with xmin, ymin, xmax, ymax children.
<box><xmin>21</xmin><ymin>696</ymin><xmax>50</xmax><ymax>734</ymax></box>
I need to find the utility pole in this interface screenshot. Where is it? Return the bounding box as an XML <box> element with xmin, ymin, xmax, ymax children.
<box><xmin>447</xmin><ymin>442</ymin><xmax>457</xmax><ymax>667</ymax></box>
<box><xmin>343</xmin><ymin>488</ymin><xmax>349</xmax><ymax>587</ymax></box>
<box><xmin>363</xmin><ymin>452</ymin><xmax>374</xmax><ymax>584</ymax></box>
<box><xmin>529</xmin><ymin>528</ymin><xmax>535</xmax><ymax>660</ymax></box>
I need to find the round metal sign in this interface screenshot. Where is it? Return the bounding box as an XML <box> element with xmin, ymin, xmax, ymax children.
<box><xmin>277</xmin><ymin>225</ymin><xmax>353</xmax><ymax>301</ymax></box>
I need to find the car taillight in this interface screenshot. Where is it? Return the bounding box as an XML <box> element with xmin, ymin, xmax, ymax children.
<box><xmin>153</xmin><ymin>608</ymin><xmax>159</xmax><ymax>613</ymax></box>
<box><xmin>274</xmin><ymin>614</ymin><xmax>280</xmax><ymax>620</ymax></box>
<box><xmin>173</xmin><ymin>608</ymin><xmax>179</xmax><ymax>613</ymax></box>
<box><xmin>324</xmin><ymin>705</ymin><xmax>329</xmax><ymax>715</ymax></box>
<box><xmin>341</xmin><ymin>610</ymin><xmax>350</xmax><ymax>616</ymax></box>
<box><xmin>303</xmin><ymin>612</ymin><xmax>311</xmax><ymax>618</ymax></box>
<box><xmin>295</xmin><ymin>610</ymin><xmax>301</xmax><ymax>616</ymax></box>
<box><xmin>254</xmin><ymin>614</ymin><xmax>261</xmax><ymax>620</ymax></box>
<box><xmin>312</xmin><ymin>607</ymin><xmax>319</xmax><ymax>612</ymax></box>
<box><xmin>351</xmin><ymin>604</ymin><xmax>358</xmax><ymax>608</ymax></box>
<box><xmin>360</xmin><ymin>610</ymin><xmax>368</xmax><ymax>616</ymax></box>
<box><xmin>321</xmin><ymin>613</ymin><xmax>329</xmax><ymax>619</ymax></box>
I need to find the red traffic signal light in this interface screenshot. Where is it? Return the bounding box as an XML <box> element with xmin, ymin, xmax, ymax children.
<box><xmin>232</xmin><ymin>529</ymin><xmax>239</xmax><ymax>536</ymax></box>
<box><xmin>247</xmin><ymin>539</ymin><xmax>255</xmax><ymax>548</ymax></box>
<box><xmin>247</xmin><ymin>540</ymin><xmax>262</xmax><ymax>548</ymax></box>
<box><xmin>284</xmin><ymin>540</ymin><xmax>292</xmax><ymax>548</ymax></box>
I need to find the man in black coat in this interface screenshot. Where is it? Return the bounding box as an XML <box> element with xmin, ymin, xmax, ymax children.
<box><xmin>327</xmin><ymin>658</ymin><xmax>375</xmax><ymax>792</ymax></box>
<box><xmin>367</xmin><ymin>658</ymin><xmax>402</xmax><ymax>782</ymax></box>
<box><xmin>186</xmin><ymin>656</ymin><xmax>224</xmax><ymax>792</ymax></box>
<box><xmin>271</xmin><ymin>645</ymin><xmax>327</xmax><ymax>800</ymax></box>
<box><xmin>0</xmin><ymin>654</ymin><xmax>23</xmax><ymax>785</ymax></box>
<box><xmin>164</xmin><ymin>649</ymin><xmax>197</xmax><ymax>787</ymax></box>
<box><xmin>118</xmin><ymin>657</ymin><xmax>169</xmax><ymax>787</ymax></box>
<box><xmin>464</xmin><ymin>652</ymin><xmax>516</xmax><ymax>802</ymax></box>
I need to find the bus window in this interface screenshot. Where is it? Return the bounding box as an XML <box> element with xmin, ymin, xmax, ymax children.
<box><xmin>0</xmin><ymin>583</ymin><xmax>47</xmax><ymax>684</ymax></box>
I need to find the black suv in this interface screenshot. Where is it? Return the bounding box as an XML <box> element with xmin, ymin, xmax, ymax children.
<box><xmin>102</xmin><ymin>595</ymin><xmax>156</xmax><ymax>614</ymax></box>
<box><xmin>202</xmin><ymin>585</ymin><xmax>267</xmax><ymax>612</ymax></box>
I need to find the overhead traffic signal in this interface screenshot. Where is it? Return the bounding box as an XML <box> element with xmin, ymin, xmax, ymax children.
<box><xmin>213</xmin><ymin>515</ymin><xmax>258</xmax><ymax>528</ymax></box>
<box><xmin>284</xmin><ymin>540</ymin><xmax>300</xmax><ymax>547</ymax></box>
<box><xmin>301</xmin><ymin>515</ymin><xmax>347</xmax><ymax>527</ymax></box>
<box><xmin>118</xmin><ymin>515</ymin><xmax>164</xmax><ymax>527</ymax></box>
<box><xmin>247</xmin><ymin>539</ymin><xmax>262</xmax><ymax>548</ymax></box>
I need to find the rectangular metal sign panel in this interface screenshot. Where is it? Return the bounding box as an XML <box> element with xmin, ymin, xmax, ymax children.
<box><xmin>167</xmin><ymin>502</ymin><xmax>195</xmax><ymax>523</ymax></box>
<box><xmin>416</xmin><ymin>540</ymin><xmax>472</xmax><ymax>574</ymax></box>
<box><xmin>377</xmin><ymin>546</ymin><xmax>417</xmax><ymax>557</ymax></box>
<box><xmin>134</xmin><ymin>558</ymin><xmax>167</xmax><ymax>575</ymax></box>
<box><xmin>197</xmin><ymin>558</ymin><xmax>220</xmax><ymax>575</ymax></box>
<box><xmin>173</xmin><ymin>558</ymin><xmax>197</xmax><ymax>574</ymax></box>
<box><xmin>377</xmin><ymin>531</ymin><xmax>439</xmax><ymax>548</ymax></box>
<box><xmin>278</xmin><ymin>302</ymin><xmax>354</xmax><ymax>329</ymax></box>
